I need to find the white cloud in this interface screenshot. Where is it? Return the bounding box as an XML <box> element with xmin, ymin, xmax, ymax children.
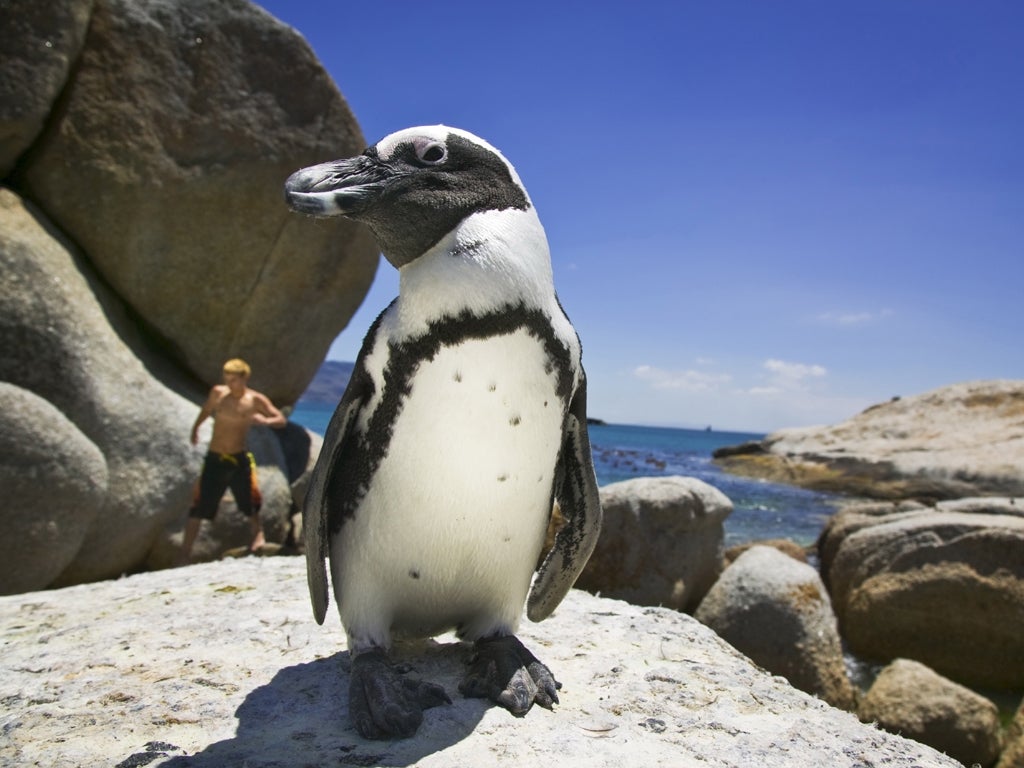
<box><xmin>750</xmin><ymin>358</ymin><xmax>827</xmax><ymax>395</ymax></box>
<box><xmin>816</xmin><ymin>309</ymin><xmax>894</xmax><ymax>326</ymax></box>
<box><xmin>610</xmin><ymin>358</ymin><xmax>865</xmax><ymax>432</ymax></box>
<box><xmin>633</xmin><ymin>364</ymin><xmax>732</xmax><ymax>392</ymax></box>
<box><xmin>763</xmin><ymin>358</ymin><xmax>827</xmax><ymax>380</ymax></box>
<box><xmin>747</xmin><ymin>386</ymin><xmax>782</xmax><ymax>396</ymax></box>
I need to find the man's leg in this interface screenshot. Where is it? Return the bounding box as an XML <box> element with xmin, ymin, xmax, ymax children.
<box><xmin>177</xmin><ymin>517</ymin><xmax>203</xmax><ymax>565</ymax></box>
<box><xmin>179</xmin><ymin>455</ymin><xmax>230</xmax><ymax>564</ymax></box>
<box><xmin>249</xmin><ymin>514</ymin><xmax>266</xmax><ymax>552</ymax></box>
<box><xmin>230</xmin><ymin>452</ymin><xmax>265</xmax><ymax>552</ymax></box>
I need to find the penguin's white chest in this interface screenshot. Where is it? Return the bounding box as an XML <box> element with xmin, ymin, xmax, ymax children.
<box><xmin>333</xmin><ymin>328</ymin><xmax>566</xmax><ymax>647</ymax></box>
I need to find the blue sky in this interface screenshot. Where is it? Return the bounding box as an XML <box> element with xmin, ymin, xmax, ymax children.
<box><xmin>256</xmin><ymin>1</ymin><xmax>1023</xmax><ymax>433</ymax></box>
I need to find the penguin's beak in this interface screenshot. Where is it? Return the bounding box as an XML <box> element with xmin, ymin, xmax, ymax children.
<box><xmin>284</xmin><ymin>155</ymin><xmax>395</xmax><ymax>217</ymax></box>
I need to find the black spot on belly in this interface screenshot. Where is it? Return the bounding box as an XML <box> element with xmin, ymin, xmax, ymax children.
<box><xmin>453</xmin><ymin>370</ymin><xmax>462</xmax><ymax>383</ymax></box>
<box><xmin>497</xmin><ymin>474</ymin><xmax>508</xmax><ymax>482</ymax></box>
<box><xmin>408</xmin><ymin>569</ymin><xmax>421</xmax><ymax>580</ymax></box>
<box><xmin>509</xmin><ymin>415</ymin><xmax>521</xmax><ymax>426</ymax></box>
<box><xmin>488</xmin><ymin>383</ymin><xmax>497</xmax><ymax>392</ymax></box>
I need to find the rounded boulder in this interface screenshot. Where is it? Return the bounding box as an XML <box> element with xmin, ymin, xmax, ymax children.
<box><xmin>576</xmin><ymin>476</ymin><xmax>732</xmax><ymax>613</ymax></box>
<box><xmin>822</xmin><ymin>500</ymin><xmax>1024</xmax><ymax>689</ymax></box>
<box><xmin>695</xmin><ymin>545</ymin><xmax>856</xmax><ymax>710</ymax></box>
<box><xmin>0</xmin><ymin>384</ymin><xmax>108</xmax><ymax>594</ymax></box>
<box><xmin>18</xmin><ymin>0</ymin><xmax>378</xmax><ymax>404</ymax></box>
<box><xmin>858</xmin><ymin>658</ymin><xmax>1002</xmax><ymax>768</ymax></box>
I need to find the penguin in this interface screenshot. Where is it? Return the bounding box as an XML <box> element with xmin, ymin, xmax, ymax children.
<box><xmin>284</xmin><ymin>126</ymin><xmax>602</xmax><ymax>740</ymax></box>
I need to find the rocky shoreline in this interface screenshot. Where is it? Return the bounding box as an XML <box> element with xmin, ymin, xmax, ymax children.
<box><xmin>712</xmin><ymin>380</ymin><xmax>1024</xmax><ymax>502</ymax></box>
<box><xmin>581</xmin><ymin>473</ymin><xmax>1024</xmax><ymax>767</ymax></box>
<box><xmin>703</xmin><ymin>380</ymin><xmax>1024</xmax><ymax>767</ymax></box>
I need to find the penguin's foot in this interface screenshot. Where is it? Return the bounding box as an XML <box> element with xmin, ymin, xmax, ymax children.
<box><xmin>458</xmin><ymin>634</ymin><xmax>561</xmax><ymax>715</ymax></box>
<box><xmin>348</xmin><ymin>649</ymin><xmax>451</xmax><ymax>740</ymax></box>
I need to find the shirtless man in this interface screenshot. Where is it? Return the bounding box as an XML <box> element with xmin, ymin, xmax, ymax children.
<box><xmin>179</xmin><ymin>358</ymin><xmax>287</xmax><ymax>564</ymax></box>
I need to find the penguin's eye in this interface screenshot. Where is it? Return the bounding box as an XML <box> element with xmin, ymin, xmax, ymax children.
<box><xmin>416</xmin><ymin>142</ymin><xmax>447</xmax><ymax>165</ymax></box>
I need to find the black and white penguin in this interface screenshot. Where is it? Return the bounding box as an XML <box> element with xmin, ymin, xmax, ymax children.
<box><xmin>284</xmin><ymin>126</ymin><xmax>602</xmax><ymax>740</ymax></box>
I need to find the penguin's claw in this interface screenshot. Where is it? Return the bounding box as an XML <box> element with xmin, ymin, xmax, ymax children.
<box><xmin>459</xmin><ymin>635</ymin><xmax>561</xmax><ymax>716</ymax></box>
<box><xmin>349</xmin><ymin>649</ymin><xmax>451</xmax><ymax>740</ymax></box>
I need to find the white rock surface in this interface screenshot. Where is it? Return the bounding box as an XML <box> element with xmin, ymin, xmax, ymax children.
<box><xmin>771</xmin><ymin>380</ymin><xmax>1024</xmax><ymax>481</ymax></box>
<box><xmin>717</xmin><ymin>379</ymin><xmax>1024</xmax><ymax>499</ymax></box>
<box><xmin>0</xmin><ymin>558</ymin><xmax>960</xmax><ymax>768</ymax></box>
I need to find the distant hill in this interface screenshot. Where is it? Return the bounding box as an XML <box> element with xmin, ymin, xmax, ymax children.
<box><xmin>296</xmin><ymin>360</ymin><xmax>354</xmax><ymax>405</ymax></box>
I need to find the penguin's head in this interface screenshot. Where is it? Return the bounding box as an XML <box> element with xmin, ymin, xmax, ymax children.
<box><xmin>285</xmin><ymin>126</ymin><xmax>531</xmax><ymax>268</ymax></box>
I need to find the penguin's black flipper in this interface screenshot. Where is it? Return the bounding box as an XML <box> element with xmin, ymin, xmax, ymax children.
<box><xmin>303</xmin><ymin>391</ymin><xmax>362</xmax><ymax>625</ymax></box>
<box><xmin>527</xmin><ymin>373</ymin><xmax>603</xmax><ymax>622</ymax></box>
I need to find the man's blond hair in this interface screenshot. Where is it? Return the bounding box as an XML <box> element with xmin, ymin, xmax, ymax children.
<box><xmin>223</xmin><ymin>358</ymin><xmax>251</xmax><ymax>377</ymax></box>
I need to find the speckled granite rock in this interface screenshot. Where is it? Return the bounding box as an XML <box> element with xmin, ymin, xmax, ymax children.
<box><xmin>0</xmin><ymin>558</ymin><xmax>960</xmax><ymax>767</ymax></box>
<box><xmin>16</xmin><ymin>0</ymin><xmax>378</xmax><ymax>404</ymax></box>
<box><xmin>1</xmin><ymin>0</ymin><xmax>377</xmax><ymax>592</ymax></box>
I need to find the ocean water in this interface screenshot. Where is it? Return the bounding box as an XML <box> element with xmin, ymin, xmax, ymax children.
<box><xmin>290</xmin><ymin>403</ymin><xmax>842</xmax><ymax>548</ymax></box>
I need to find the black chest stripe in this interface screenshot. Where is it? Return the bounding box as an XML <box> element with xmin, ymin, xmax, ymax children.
<box><xmin>326</xmin><ymin>302</ymin><xmax>577</xmax><ymax>535</ymax></box>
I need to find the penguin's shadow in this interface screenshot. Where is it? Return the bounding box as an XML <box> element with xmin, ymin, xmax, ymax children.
<box><xmin>162</xmin><ymin>640</ymin><xmax>488</xmax><ymax>767</ymax></box>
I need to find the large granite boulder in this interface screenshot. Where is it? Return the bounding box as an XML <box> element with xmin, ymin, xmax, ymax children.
<box><xmin>714</xmin><ymin>380</ymin><xmax>1024</xmax><ymax>500</ymax></box>
<box><xmin>16</xmin><ymin>0</ymin><xmax>378</xmax><ymax>405</ymax></box>
<box><xmin>576</xmin><ymin>476</ymin><xmax>732</xmax><ymax>612</ymax></box>
<box><xmin>0</xmin><ymin>383</ymin><xmax>107</xmax><ymax>595</ymax></box>
<box><xmin>0</xmin><ymin>0</ymin><xmax>94</xmax><ymax>176</ymax></box>
<box><xmin>0</xmin><ymin>558</ymin><xmax>963</xmax><ymax>767</ymax></box>
<box><xmin>820</xmin><ymin>499</ymin><xmax>1024</xmax><ymax>689</ymax></box>
<box><xmin>695</xmin><ymin>545</ymin><xmax>857</xmax><ymax>710</ymax></box>
<box><xmin>858</xmin><ymin>658</ymin><xmax>1003</xmax><ymax>768</ymax></box>
<box><xmin>0</xmin><ymin>188</ymin><xmax>197</xmax><ymax>587</ymax></box>
<box><xmin>816</xmin><ymin>500</ymin><xmax>929</xmax><ymax>584</ymax></box>
<box><xmin>1</xmin><ymin>0</ymin><xmax>379</xmax><ymax>592</ymax></box>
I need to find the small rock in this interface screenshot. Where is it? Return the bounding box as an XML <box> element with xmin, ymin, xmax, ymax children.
<box><xmin>576</xmin><ymin>476</ymin><xmax>732</xmax><ymax>612</ymax></box>
<box><xmin>695</xmin><ymin>546</ymin><xmax>856</xmax><ymax>710</ymax></box>
<box><xmin>859</xmin><ymin>658</ymin><xmax>1003</xmax><ymax>768</ymax></box>
<box><xmin>724</xmin><ymin>537</ymin><xmax>809</xmax><ymax>567</ymax></box>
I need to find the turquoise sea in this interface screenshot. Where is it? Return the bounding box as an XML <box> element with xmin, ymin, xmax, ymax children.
<box><xmin>290</xmin><ymin>403</ymin><xmax>842</xmax><ymax>548</ymax></box>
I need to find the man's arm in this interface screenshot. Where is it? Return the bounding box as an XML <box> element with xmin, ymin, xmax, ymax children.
<box><xmin>191</xmin><ymin>388</ymin><xmax>218</xmax><ymax>445</ymax></box>
<box><xmin>252</xmin><ymin>392</ymin><xmax>287</xmax><ymax>429</ymax></box>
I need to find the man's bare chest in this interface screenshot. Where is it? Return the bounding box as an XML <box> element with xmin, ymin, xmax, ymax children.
<box><xmin>214</xmin><ymin>394</ymin><xmax>255</xmax><ymax>424</ymax></box>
